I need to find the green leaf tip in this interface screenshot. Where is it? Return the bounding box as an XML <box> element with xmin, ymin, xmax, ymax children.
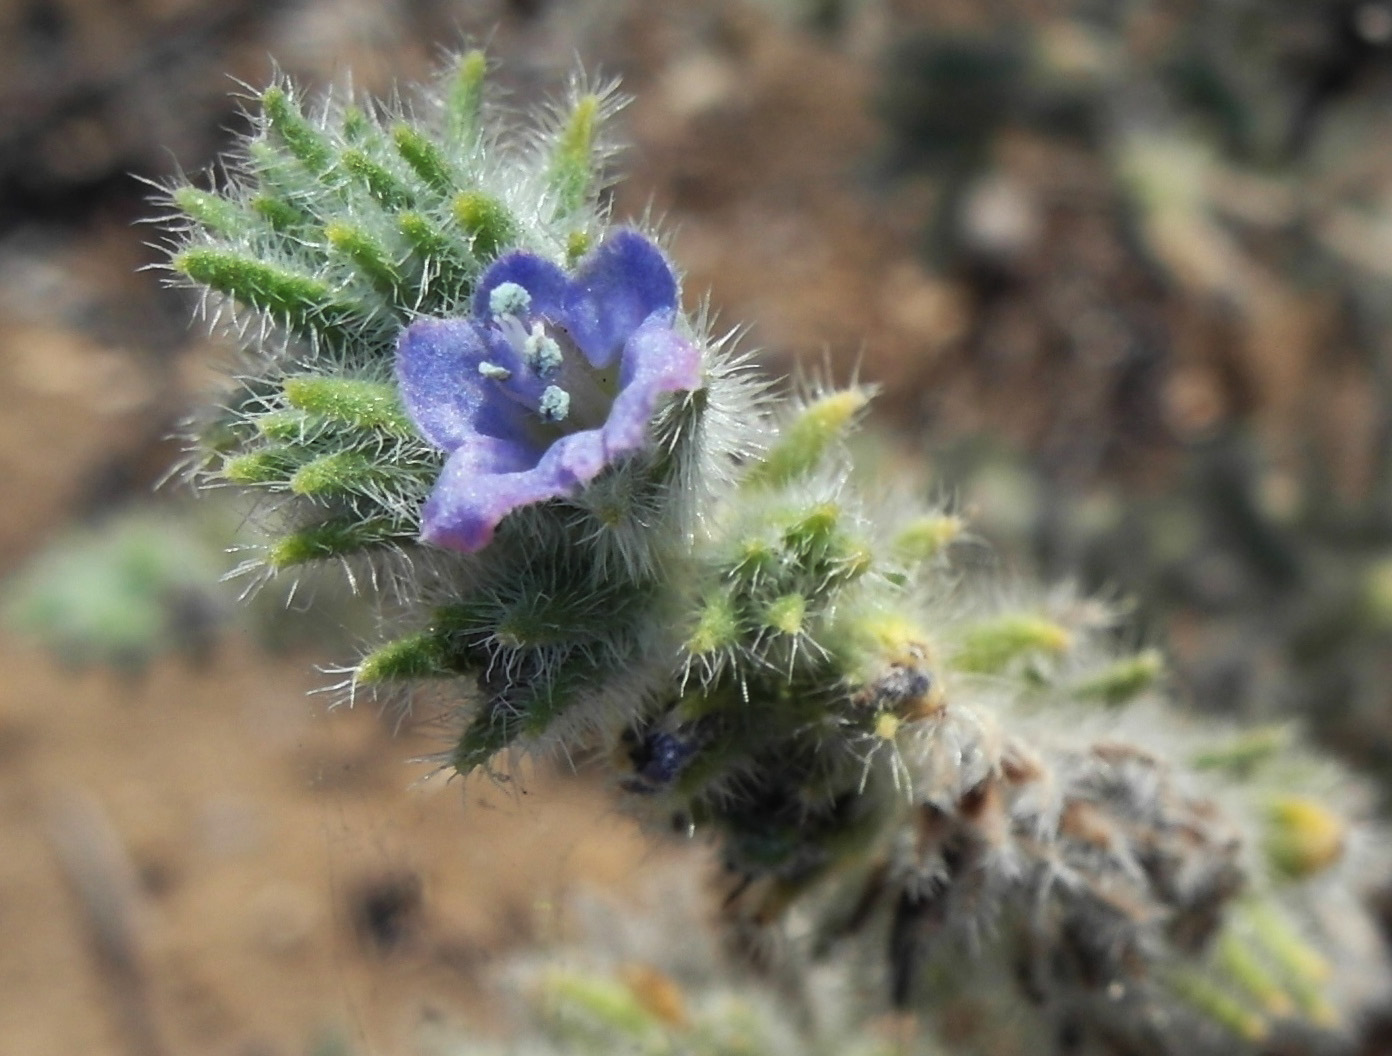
<box><xmin>954</xmin><ymin>613</ymin><xmax>1072</xmax><ymax>675</ymax></box>
<box><xmin>446</xmin><ymin>50</ymin><xmax>488</xmax><ymax>147</ymax></box>
<box><xmin>265</xmin><ymin>517</ymin><xmax>406</xmax><ymax>568</ymax></box>
<box><xmin>750</xmin><ymin>388</ymin><xmax>872</xmax><ymax>487</ymax></box>
<box><xmin>172</xmin><ymin>186</ymin><xmax>244</xmax><ymax>237</ymax></box>
<box><xmin>221</xmin><ymin>446</ymin><xmax>303</xmax><ymax>485</ymax></box>
<box><xmin>281</xmin><ymin>376</ymin><xmax>415</xmax><ymax>439</ymax></box>
<box><xmin>1072</xmin><ymin>649</ymin><xmax>1163</xmax><ymax>706</ymax></box>
<box><xmin>289</xmin><ymin>450</ymin><xmax>382</xmax><ymax>498</ymax></box>
<box><xmin>173</xmin><ymin>248</ymin><xmax>360</xmax><ymax>340</ymax></box>
<box><xmin>340</xmin><ymin>149</ymin><xmax>415</xmax><ymax>210</ymax></box>
<box><xmin>356</xmin><ymin>631</ymin><xmax>454</xmax><ymax>684</ymax></box>
<box><xmin>261</xmin><ymin>84</ymin><xmax>333</xmax><ymax>174</ymax></box>
<box><xmin>550</xmin><ymin>93</ymin><xmax>601</xmax><ymax>216</ymax></box>
<box><xmin>392</xmin><ymin>123</ymin><xmax>453</xmax><ymax>193</ymax></box>
<box><xmin>324</xmin><ymin>221</ymin><xmax>403</xmax><ymax>298</ymax></box>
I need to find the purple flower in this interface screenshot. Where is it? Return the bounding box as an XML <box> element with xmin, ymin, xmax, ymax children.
<box><xmin>396</xmin><ymin>229</ymin><xmax>703</xmax><ymax>551</ymax></box>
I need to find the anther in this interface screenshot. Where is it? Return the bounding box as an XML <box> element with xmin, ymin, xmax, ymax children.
<box><xmin>488</xmin><ymin>281</ymin><xmax>531</xmax><ymax>318</ymax></box>
<box><xmin>477</xmin><ymin>361</ymin><xmax>512</xmax><ymax>381</ymax></box>
<box><xmin>537</xmin><ymin>385</ymin><xmax>571</xmax><ymax>422</ymax></box>
<box><xmin>524</xmin><ymin>323</ymin><xmax>564</xmax><ymax>378</ymax></box>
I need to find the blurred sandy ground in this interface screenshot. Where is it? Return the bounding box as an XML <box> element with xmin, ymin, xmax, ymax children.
<box><xmin>2</xmin><ymin>0</ymin><xmax>1390</xmax><ymax>1052</ymax></box>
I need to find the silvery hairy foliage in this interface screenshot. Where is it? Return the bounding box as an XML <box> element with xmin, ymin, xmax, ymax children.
<box><xmin>158</xmin><ymin>51</ymin><xmax>1391</xmax><ymax>1056</ymax></box>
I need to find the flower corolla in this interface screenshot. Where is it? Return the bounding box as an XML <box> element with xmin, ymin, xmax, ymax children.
<box><xmin>396</xmin><ymin>230</ymin><xmax>703</xmax><ymax>551</ymax></box>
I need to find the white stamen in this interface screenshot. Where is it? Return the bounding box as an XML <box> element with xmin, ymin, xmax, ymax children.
<box><xmin>477</xmin><ymin>361</ymin><xmax>512</xmax><ymax>381</ymax></box>
<box><xmin>538</xmin><ymin>385</ymin><xmax>571</xmax><ymax>422</ymax></box>
<box><xmin>489</xmin><ymin>281</ymin><xmax>531</xmax><ymax>318</ymax></box>
<box><xmin>525</xmin><ymin>322</ymin><xmax>564</xmax><ymax>378</ymax></box>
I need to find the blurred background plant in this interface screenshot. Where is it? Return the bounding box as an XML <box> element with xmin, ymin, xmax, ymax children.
<box><xmin>754</xmin><ymin>0</ymin><xmax>1392</xmax><ymax>796</ymax></box>
<box><xmin>5</xmin><ymin>1</ymin><xmax>1392</xmax><ymax>1054</ymax></box>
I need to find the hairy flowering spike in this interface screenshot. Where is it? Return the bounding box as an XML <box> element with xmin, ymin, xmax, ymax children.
<box><xmin>166</xmin><ymin>58</ymin><xmax>1392</xmax><ymax>1055</ymax></box>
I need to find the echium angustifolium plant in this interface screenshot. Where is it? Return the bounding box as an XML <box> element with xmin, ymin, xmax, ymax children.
<box><xmin>161</xmin><ymin>51</ymin><xmax>1392</xmax><ymax>1056</ymax></box>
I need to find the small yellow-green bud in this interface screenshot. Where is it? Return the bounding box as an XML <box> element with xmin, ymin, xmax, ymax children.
<box><xmin>749</xmin><ymin>388</ymin><xmax>871</xmax><ymax>487</ymax></box>
<box><xmin>687</xmin><ymin>591</ymin><xmax>741</xmax><ymax>656</ymax></box>
<box><xmin>566</xmin><ymin>229</ymin><xmax>592</xmax><ymax>263</ymax></box>
<box><xmin>783</xmin><ymin>502</ymin><xmax>840</xmax><ymax>556</ymax></box>
<box><xmin>955</xmin><ymin>614</ymin><xmax>1072</xmax><ymax>675</ymax></box>
<box><xmin>1243</xmin><ymin>902</ymin><xmax>1336</xmax><ymax>1024</ymax></box>
<box><xmin>340</xmin><ymin>105</ymin><xmax>370</xmax><ymax>141</ymax></box>
<box><xmin>453</xmin><ymin>191</ymin><xmax>516</xmax><ymax>260</ymax></box>
<box><xmin>174</xmin><ymin>248</ymin><xmax>359</xmax><ymax>340</ymax></box>
<box><xmin>1265</xmin><ymin>797</ymin><xmax>1346</xmax><ymax>879</ymax></box>
<box><xmin>764</xmin><ymin>594</ymin><xmax>807</xmax><ymax>636</ymax></box>
<box><xmin>892</xmin><ymin>513</ymin><xmax>965</xmax><ymax>564</ymax></box>
<box><xmin>1072</xmin><ymin>649</ymin><xmax>1163</xmax><ymax>707</ymax></box>
<box><xmin>250</xmin><ymin>193</ymin><xmax>306</xmax><ymax>232</ymax></box>
<box><xmin>340</xmin><ymin>149</ymin><xmax>414</xmax><ymax>210</ymax></box>
<box><xmin>1215</xmin><ymin>933</ymin><xmax>1294</xmax><ymax>1016</ymax></box>
<box><xmin>221</xmin><ymin>446</ymin><xmax>301</xmax><ymax>485</ymax></box>
<box><xmin>173</xmin><ymin>187</ymin><xmax>243</xmax><ymax>236</ymax></box>
<box><xmin>255</xmin><ymin>408</ymin><xmax>317</xmax><ymax>441</ymax></box>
